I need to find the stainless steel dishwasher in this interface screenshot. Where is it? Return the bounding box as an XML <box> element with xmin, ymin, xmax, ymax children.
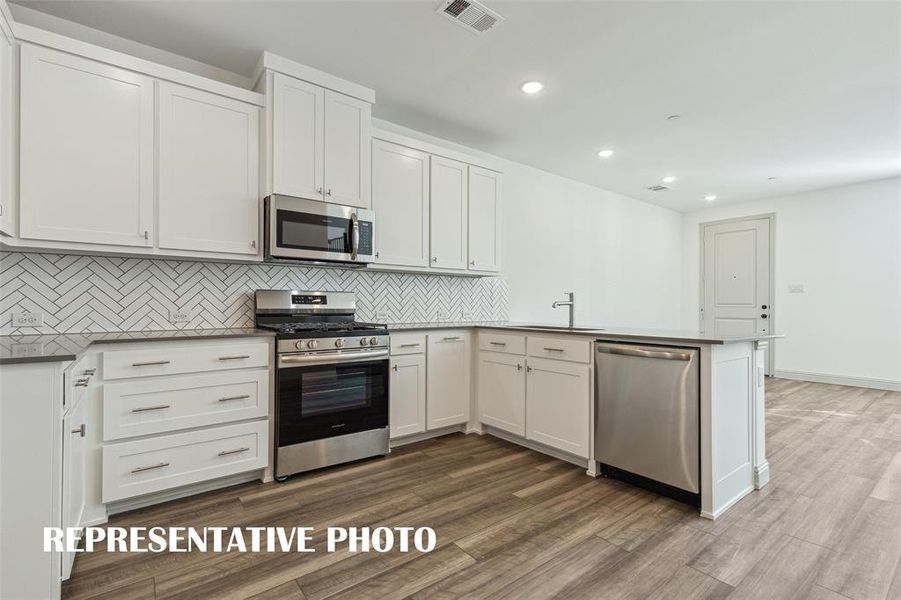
<box><xmin>595</xmin><ymin>342</ymin><xmax>700</xmax><ymax>504</ymax></box>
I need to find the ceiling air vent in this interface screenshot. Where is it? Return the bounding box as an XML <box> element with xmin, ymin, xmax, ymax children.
<box><xmin>647</xmin><ymin>185</ymin><xmax>671</xmax><ymax>192</ymax></box>
<box><xmin>437</xmin><ymin>0</ymin><xmax>504</xmax><ymax>35</ymax></box>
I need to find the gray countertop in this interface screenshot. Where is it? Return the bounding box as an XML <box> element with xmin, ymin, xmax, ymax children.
<box><xmin>1</xmin><ymin>322</ymin><xmax>780</xmax><ymax>365</ymax></box>
<box><xmin>0</xmin><ymin>328</ymin><xmax>275</xmax><ymax>365</ymax></box>
<box><xmin>385</xmin><ymin>321</ymin><xmax>781</xmax><ymax>345</ymax></box>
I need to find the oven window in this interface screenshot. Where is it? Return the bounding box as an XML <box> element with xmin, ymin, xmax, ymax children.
<box><xmin>302</xmin><ymin>367</ymin><xmax>372</xmax><ymax>416</ymax></box>
<box><xmin>276</xmin><ymin>210</ymin><xmax>351</xmax><ymax>253</ymax></box>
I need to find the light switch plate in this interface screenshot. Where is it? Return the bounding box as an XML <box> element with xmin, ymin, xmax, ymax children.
<box><xmin>169</xmin><ymin>309</ymin><xmax>191</xmax><ymax>323</ymax></box>
<box><xmin>788</xmin><ymin>284</ymin><xmax>805</xmax><ymax>293</ymax></box>
<box><xmin>12</xmin><ymin>311</ymin><xmax>43</xmax><ymax>327</ymax></box>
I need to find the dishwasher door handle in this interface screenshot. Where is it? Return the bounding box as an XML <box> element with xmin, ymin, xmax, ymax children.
<box><xmin>596</xmin><ymin>346</ymin><xmax>693</xmax><ymax>361</ymax></box>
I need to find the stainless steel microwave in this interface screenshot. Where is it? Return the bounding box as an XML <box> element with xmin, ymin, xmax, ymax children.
<box><xmin>264</xmin><ymin>195</ymin><xmax>375</xmax><ymax>264</ymax></box>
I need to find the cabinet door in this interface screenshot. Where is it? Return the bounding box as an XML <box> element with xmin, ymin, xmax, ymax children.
<box><xmin>372</xmin><ymin>140</ymin><xmax>429</xmax><ymax>267</ymax></box>
<box><xmin>429</xmin><ymin>156</ymin><xmax>468</xmax><ymax>270</ymax></box>
<box><xmin>526</xmin><ymin>357</ymin><xmax>590</xmax><ymax>458</ymax></box>
<box><xmin>158</xmin><ymin>82</ymin><xmax>260</xmax><ymax>255</ymax></box>
<box><xmin>390</xmin><ymin>354</ymin><xmax>426</xmax><ymax>439</ymax></box>
<box><xmin>468</xmin><ymin>166</ymin><xmax>500</xmax><ymax>272</ymax></box>
<box><xmin>323</xmin><ymin>89</ymin><xmax>371</xmax><ymax>208</ymax></box>
<box><xmin>0</xmin><ymin>18</ymin><xmax>13</xmax><ymax>236</ymax></box>
<box><xmin>478</xmin><ymin>351</ymin><xmax>525</xmax><ymax>436</ymax></box>
<box><xmin>19</xmin><ymin>45</ymin><xmax>154</xmax><ymax>247</ymax></box>
<box><xmin>272</xmin><ymin>73</ymin><xmax>324</xmax><ymax>201</ymax></box>
<box><xmin>427</xmin><ymin>332</ymin><xmax>471</xmax><ymax>429</ymax></box>
<box><xmin>61</xmin><ymin>398</ymin><xmax>87</xmax><ymax>580</ymax></box>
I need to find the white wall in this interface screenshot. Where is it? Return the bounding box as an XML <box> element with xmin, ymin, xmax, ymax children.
<box><xmin>681</xmin><ymin>177</ymin><xmax>901</xmax><ymax>388</ymax></box>
<box><xmin>373</xmin><ymin>119</ymin><xmax>684</xmax><ymax>330</ymax></box>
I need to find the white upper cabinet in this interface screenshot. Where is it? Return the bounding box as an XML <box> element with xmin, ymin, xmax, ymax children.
<box><xmin>269</xmin><ymin>73</ymin><xmax>371</xmax><ymax>209</ymax></box>
<box><xmin>323</xmin><ymin>90</ymin><xmax>371</xmax><ymax>208</ymax></box>
<box><xmin>0</xmin><ymin>14</ymin><xmax>14</xmax><ymax>236</ymax></box>
<box><xmin>19</xmin><ymin>45</ymin><xmax>154</xmax><ymax>247</ymax></box>
<box><xmin>271</xmin><ymin>73</ymin><xmax>323</xmax><ymax>201</ymax></box>
<box><xmin>467</xmin><ymin>166</ymin><xmax>500</xmax><ymax>272</ymax></box>
<box><xmin>426</xmin><ymin>332</ymin><xmax>471</xmax><ymax>429</ymax></box>
<box><xmin>430</xmin><ymin>156</ymin><xmax>468</xmax><ymax>270</ymax></box>
<box><xmin>157</xmin><ymin>82</ymin><xmax>260</xmax><ymax>256</ymax></box>
<box><xmin>372</xmin><ymin>140</ymin><xmax>429</xmax><ymax>267</ymax></box>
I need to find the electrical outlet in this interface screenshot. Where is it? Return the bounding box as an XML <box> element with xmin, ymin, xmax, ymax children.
<box><xmin>435</xmin><ymin>309</ymin><xmax>448</xmax><ymax>321</ymax></box>
<box><xmin>12</xmin><ymin>311</ymin><xmax>43</xmax><ymax>327</ymax></box>
<box><xmin>11</xmin><ymin>343</ymin><xmax>44</xmax><ymax>358</ymax></box>
<box><xmin>461</xmin><ymin>310</ymin><xmax>473</xmax><ymax>321</ymax></box>
<box><xmin>169</xmin><ymin>308</ymin><xmax>191</xmax><ymax>323</ymax></box>
<box><xmin>374</xmin><ymin>307</ymin><xmax>389</xmax><ymax>322</ymax></box>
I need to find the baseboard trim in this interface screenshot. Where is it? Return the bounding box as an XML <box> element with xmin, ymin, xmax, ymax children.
<box><xmin>389</xmin><ymin>424</ymin><xmax>466</xmax><ymax>447</ymax></box>
<box><xmin>773</xmin><ymin>370</ymin><xmax>901</xmax><ymax>392</ymax></box>
<box><xmin>754</xmin><ymin>461</ymin><xmax>770</xmax><ymax>490</ymax></box>
<box><xmin>482</xmin><ymin>426</ymin><xmax>589</xmax><ymax>470</ymax></box>
<box><xmin>106</xmin><ymin>470</ymin><xmax>265</xmax><ymax>516</ymax></box>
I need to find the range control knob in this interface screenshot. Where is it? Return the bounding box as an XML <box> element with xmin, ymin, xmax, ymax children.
<box><xmin>294</xmin><ymin>341</ymin><xmax>304</xmax><ymax>350</ymax></box>
<box><xmin>334</xmin><ymin>338</ymin><xmax>345</xmax><ymax>348</ymax></box>
<box><xmin>307</xmin><ymin>340</ymin><xmax>319</xmax><ymax>349</ymax></box>
<box><xmin>369</xmin><ymin>337</ymin><xmax>379</xmax><ymax>346</ymax></box>
<box><xmin>359</xmin><ymin>337</ymin><xmax>369</xmax><ymax>346</ymax></box>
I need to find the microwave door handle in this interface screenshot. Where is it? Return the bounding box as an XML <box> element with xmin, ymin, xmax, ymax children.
<box><xmin>351</xmin><ymin>213</ymin><xmax>360</xmax><ymax>261</ymax></box>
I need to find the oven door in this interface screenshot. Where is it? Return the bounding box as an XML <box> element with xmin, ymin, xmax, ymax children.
<box><xmin>266</xmin><ymin>194</ymin><xmax>374</xmax><ymax>263</ymax></box>
<box><xmin>277</xmin><ymin>350</ymin><xmax>389</xmax><ymax>446</ymax></box>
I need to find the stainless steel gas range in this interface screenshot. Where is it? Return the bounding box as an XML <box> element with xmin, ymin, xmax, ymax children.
<box><xmin>255</xmin><ymin>290</ymin><xmax>389</xmax><ymax>480</ymax></box>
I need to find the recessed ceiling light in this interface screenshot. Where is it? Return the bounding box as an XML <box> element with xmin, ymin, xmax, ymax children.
<box><xmin>520</xmin><ymin>81</ymin><xmax>544</xmax><ymax>94</ymax></box>
<box><xmin>666</xmin><ymin>114</ymin><xmax>681</xmax><ymax>121</ymax></box>
<box><xmin>705</xmin><ymin>195</ymin><xmax>717</xmax><ymax>201</ymax></box>
<box><xmin>597</xmin><ymin>149</ymin><xmax>614</xmax><ymax>158</ymax></box>
<box><xmin>661</xmin><ymin>175</ymin><xmax>676</xmax><ymax>183</ymax></box>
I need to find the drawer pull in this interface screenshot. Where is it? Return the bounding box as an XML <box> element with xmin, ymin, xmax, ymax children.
<box><xmin>399</xmin><ymin>343</ymin><xmax>420</xmax><ymax>348</ymax></box>
<box><xmin>219</xmin><ymin>394</ymin><xmax>251</xmax><ymax>402</ymax></box>
<box><xmin>217</xmin><ymin>447</ymin><xmax>250</xmax><ymax>457</ymax></box>
<box><xmin>131</xmin><ymin>404</ymin><xmax>170</xmax><ymax>413</ymax></box>
<box><xmin>218</xmin><ymin>355</ymin><xmax>251</xmax><ymax>361</ymax></box>
<box><xmin>131</xmin><ymin>462</ymin><xmax>169</xmax><ymax>474</ymax></box>
<box><xmin>74</xmin><ymin>378</ymin><xmax>90</xmax><ymax>387</ymax></box>
<box><xmin>442</xmin><ymin>336</ymin><xmax>461</xmax><ymax>341</ymax></box>
<box><xmin>71</xmin><ymin>424</ymin><xmax>86</xmax><ymax>437</ymax></box>
<box><xmin>489</xmin><ymin>341</ymin><xmax>507</xmax><ymax>347</ymax></box>
<box><xmin>543</xmin><ymin>347</ymin><xmax>566</xmax><ymax>353</ymax></box>
<box><xmin>132</xmin><ymin>360</ymin><xmax>170</xmax><ymax>367</ymax></box>
<box><xmin>82</xmin><ymin>368</ymin><xmax>96</xmax><ymax>376</ymax></box>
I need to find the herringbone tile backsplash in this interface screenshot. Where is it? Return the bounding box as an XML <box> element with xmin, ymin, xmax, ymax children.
<box><xmin>0</xmin><ymin>252</ymin><xmax>509</xmax><ymax>335</ymax></box>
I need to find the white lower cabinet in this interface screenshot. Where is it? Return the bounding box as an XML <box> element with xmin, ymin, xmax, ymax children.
<box><xmin>61</xmin><ymin>394</ymin><xmax>88</xmax><ymax>581</ymax></box>
<box><xmin>389</xmin><ymin>353</ymin><xmax>426</xmax><ymax>439</ymax></box>
<box><xmin>478</xmin><ymin>351</ymin><xmax>526</xmax><ymax>436</ymax></box>
<box><xmin>525</xmin><ymin>357</ymin><xmax>590</xmax><ymax>458</ymax></box>
<box><xmin>426</xmin><ymin>332</ymin><xmax>471</xmax><ymax>429</ymax></box>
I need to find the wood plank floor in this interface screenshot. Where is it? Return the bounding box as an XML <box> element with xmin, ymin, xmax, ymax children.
<box><xmin>63</xmin><ymin>378</ymin><xmax>901</xmax><ymax>600</ymax></box>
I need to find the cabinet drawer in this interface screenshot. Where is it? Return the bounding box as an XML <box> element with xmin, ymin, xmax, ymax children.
<box><xmin>102</xmin><ymin>420</ymin><xmax>268</xmax><ymax>502</ymax></box>
<box><xmin>478</xmin><ymin>331</ymin><xmax>526</xmax><ymax>355</ymax></box>
<box><xmin>390</xmin><ymin>332</ymin><xmax>426</xmax><ymax>355</ymax></box>
<box><xmin>526</xmin><ymin>335</ymin><xmax>591</xmax><ymax>363</ymax></box>
<box><xmin>103</xmin><ymin>341</ymin><xmax>269</xmax><ymax>380</ymax></box>
<box><xmin>103</xmin><ymin>369</ymin><xmax>269</xmax><ymax>441</ymax></box>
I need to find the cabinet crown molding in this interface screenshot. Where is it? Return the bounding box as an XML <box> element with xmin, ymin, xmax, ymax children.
<box><xmin>253</xmin><ymin>51</ymin><xmax>375</xmax><ymax>104</ymax></box>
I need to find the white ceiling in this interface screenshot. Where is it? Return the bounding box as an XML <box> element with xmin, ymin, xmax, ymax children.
<box><xmin>11</xmin><ymin>1</ymin><xmax>901</xmax><ymax>212</ymax></box>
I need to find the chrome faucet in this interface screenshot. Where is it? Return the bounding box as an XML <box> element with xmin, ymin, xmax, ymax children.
<box><xmin>552</xmin><ymin>292</ymin><xmax>575</xmax><ymax>328</ymax></box>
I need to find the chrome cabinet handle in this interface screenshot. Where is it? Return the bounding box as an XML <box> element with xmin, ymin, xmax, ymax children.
<box><xmin>432</xmin><ymin>257</ymin><xmax>438</xmax><ymax>263</ymax></box>
<box><xmin>392</xmin><ymin>365</ymin><xmax>398</xmax><ymax>372</ymax></box>
<box><xmin>82</xmin><ymin>368</ymin><xmax>96</xmax><ymax>376</ymax></box>
<box><xmin>132</xmin><ymin>360</ymin><xmax>170</xmax><ymax>367</ymax></box>
<box><xmin>399</xmin><ymin>343</ymin><xmax>420</xmax><ymax>348</ymax></box>
<box><xmin>442</xmin><ymin>336</ymin><xmax>461</xmax><ymax>341</ymax></box>
<box><xmin>143</xmin><ymin>230</ymin><xmax>149</xmax><ymax>240</ymax></box>
<box><xmin>351</xmin><ymin>212</ymin><xmax>360</xmax><ymax>261</ymax></box>
<box><xmin>219</xmin><ymin>394</ymin><xmax>250</xmax><ymax>402</ymax></box>
<box><xmin>516</xmin><ymin>363</ymin><xmax>523</xmax><ymax>371</ymax></box>
<box><xmin>217</xmin><ymin>447</ymin><xmax>250</xmax><ymax>457</ymax></box>
<box><xmin>131</xmin><ymin>462</ymin><xmax>169</xmax><ymax>474</ymax></box>
<box><xmin>218</xmin><ymin>355</ymin><xmax>250</xmax><ymax>361</ymax></box>
<box><xmin>375</xmin><ymin>251</ymin><xmax>380</xmax><ymax>259</ymax></box>
<box><xmin>316</xmin><ymin>186</ymin><xmax>323</xmax><ymax>194</ymax></box>
<box><xmin>131</xmin><ymin>404</ymin><xmax>170</xmax><ymax>413</ymax></box>
<box><xmin>470</xmin><ymin>260</ymin><xmax>475</xmax><ymax>266</ymax></box>
<box><xmin>527</xmin><ymin>365</ymin><xmax>533</xmax><ymax>373</ymax></box>
<box><xmin>543</xmin><ymin>347</ymin><xmax>565</xmax><ymax>353</ymax></box>
<box><xmin>251</xmin><ymin>240</ymin><xmax>257</xmax><ymax>249</ymax></box>
<box><xmin>489</xmin><ymin>341</ymin><xmax>507</xmax><ymax>347</ymax></box>
<box><xmin>326</xmin><ymin>188</ymin><xmax>332</xmax><ymax>196</ymax></box>
<box><xmin>71</xmin><ymin>424</ymin><xmax>85</xmax><ymax>437</ymax></box>
<box><xmin>74</xmin><ymin>378</ymin><xmax>89</xmax><ymax>387</ymax></box>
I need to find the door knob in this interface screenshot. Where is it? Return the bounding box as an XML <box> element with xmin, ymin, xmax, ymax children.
<box><xmin>761</xmin><ymin>314</ymin><xmax>768</xmax><ymax>319</ymax></box>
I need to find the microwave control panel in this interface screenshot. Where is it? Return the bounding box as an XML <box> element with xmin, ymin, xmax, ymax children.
<box><xmin>358</xmin><ymin>221</ymin><xmax>373</xmax><ymax>256</ymax></box>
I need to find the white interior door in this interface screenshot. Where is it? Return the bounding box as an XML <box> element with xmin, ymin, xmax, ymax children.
<box><xmin>702</xmin><ymin>217</ymin><xmax>773</xmax><ymax>372</ymax></box>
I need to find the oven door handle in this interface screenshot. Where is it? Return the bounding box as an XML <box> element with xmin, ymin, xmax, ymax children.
<box><xmin>350</xmin><ymin>212</ymin><xmax>360</xmax><ymax>261</ymax></box>
<box><xmin>278</xmin><ymin>349</ymin><xmax>389</xmax><ymax>368</ymax></box>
